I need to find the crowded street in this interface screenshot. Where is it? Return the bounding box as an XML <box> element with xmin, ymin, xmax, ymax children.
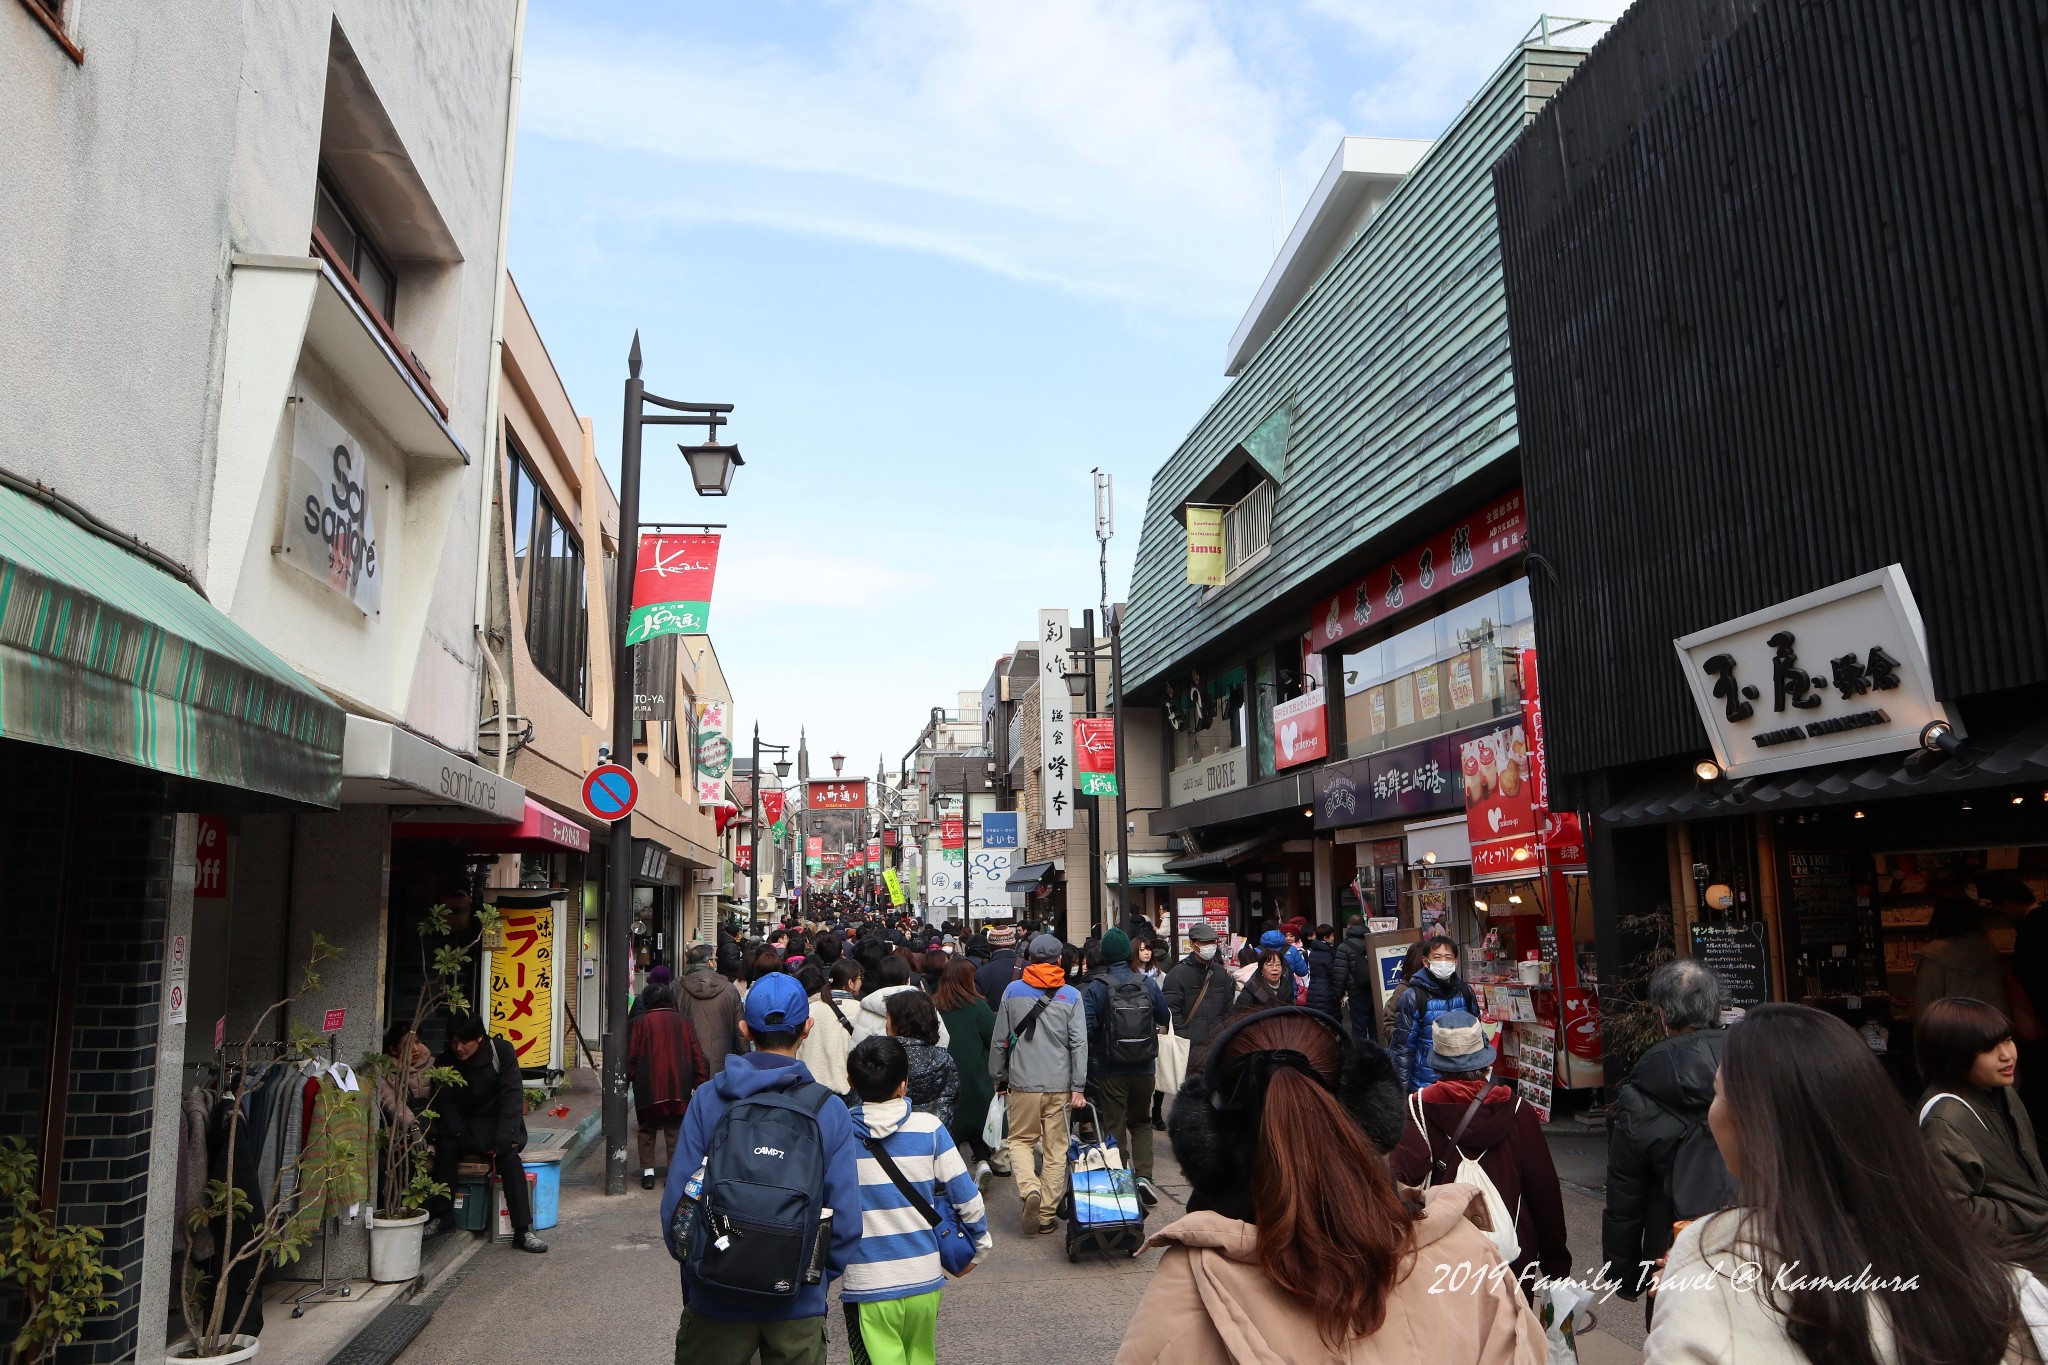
<box><xmin>6</xmin><ymin>0</ymin><xmax>2048</xmax><ymax>1363</ymax></box>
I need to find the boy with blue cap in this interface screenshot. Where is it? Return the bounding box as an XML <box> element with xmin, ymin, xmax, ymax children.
<box><xmin>661</xmin><ymin>973</ymin><xmax>863</xmax><ymax>1365</ymax></box>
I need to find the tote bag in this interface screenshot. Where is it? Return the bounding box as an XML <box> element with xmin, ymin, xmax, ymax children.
<box><xmin>1155</xmin><ymin>972</ymin><xmax>1215</xmax><ymax>1096</ymax></box>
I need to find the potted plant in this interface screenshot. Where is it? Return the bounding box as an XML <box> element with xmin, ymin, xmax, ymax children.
<box><xmin>359</xmin><ymin>901</ymin><xmax>497</xmax><ymax>1283</ymax></box>
<box><xmin>175</xmin><ymin>936</ymin><xmax>362</xmax><ymax>1363</ymax></box>
<box><xmin>0</xmin><ymin>1137</ymin><xmax>120</xmax><ymax>1365</ymax></box>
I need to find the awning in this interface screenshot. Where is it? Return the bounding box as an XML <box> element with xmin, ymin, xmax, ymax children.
<box><xmin>1104</xmin><ymin>852</ymin><xmax>1204</xmax><ymax>887</ymax></box>
<box><xmin>0</xmin><ymin>483</ymin><xmax>343</xmax><ymax>806</ymax></box>
<box><xmin>1005</xmin><ymin>860</ymin><xmax>1057</xmax><ymax>891</ymax></box>
<box><xmin>1163</xmin><ymin>836</ymin><xmax>1275</xmax><ymax>873</ymax></box>
<box><xmin>341</xmin><ymin>715</ymin><xmax>523</xmax><ymax>818</ymax></box>
<box><xmin>1599</xmin><ymin>715</ymin><xmax>2048</xmax><ymax>827</ymax></box>
<box><xmin>392</xmin><ymin>797</ymin><xmax>591</xmax><ymax>852</ymax></box>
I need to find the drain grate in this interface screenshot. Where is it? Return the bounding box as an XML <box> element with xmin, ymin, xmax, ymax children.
<box><xmin>324</xmin><ymin>1302</ymin><xmax>431</xmax><ymax>1365</ymax></box>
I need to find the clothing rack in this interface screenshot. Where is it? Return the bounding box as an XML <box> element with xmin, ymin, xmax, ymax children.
<box><xmin>290</xmin><ymin>1035</ymin><xmax>351</xmax><ymax>1318</ymax></box>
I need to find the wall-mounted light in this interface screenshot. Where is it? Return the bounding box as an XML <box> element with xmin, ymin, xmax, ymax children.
<box><xmin>1694</xmin><ymin>759</ymin><xmax>1724</xmax><ymax>783</ymax></box>
<box><xmin>2016</xmin><ymin>794</ymin><xmax>2028</xmax><ymax>805</ymax></box>
<box><xmin>1507</xmin><ymin>892</ymin><xmax>1523</xmax><ymax>905</ymax></box>
<box><xmin>1853</xmin><ymin>809</ymin><xmax>1866</xmax><ymax>819</ymax></box>
<box><xmin>1474</xmin><ymin>899</ymin><xmax>1489</xmax><ymax>912</ymax></box>
<box><xmin>1421</xmin><ymin>850</ymin><xmax>1438</xmax><ymax>865</ymax></box>
<box><xmin>1920</xmin><ymin>720</ymin><xmax>1963</xmax><ymax>756</ymax></box>
<box><xmin>1962</xmin><ymin>799</ymin><xmax>1975</xmax><ymax>811</ymax></box>
<box><xmin>1302</xmin><ymin>807</ymin><xmax>1313</xmax><ymax>817</ymax></box>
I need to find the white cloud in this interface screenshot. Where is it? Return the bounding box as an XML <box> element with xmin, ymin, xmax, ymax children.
<box><xmin>520</xmin><ymin>0</ymin><xmax>1293</xmax><ymax>313</ymax></box>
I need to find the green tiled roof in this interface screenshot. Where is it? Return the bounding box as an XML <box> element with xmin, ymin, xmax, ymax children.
<box><xmin>1122</xmin><ymin>43</ymin><xmax>1586</xmax><ymax>693</ymax></box>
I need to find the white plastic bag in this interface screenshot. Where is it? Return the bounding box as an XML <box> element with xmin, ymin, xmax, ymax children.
<box><xmin>981</xmin><ymin>1098</ymin><xmax>1006</xmax><ymax>1151</ymax></box>
<box><xmin>1540</xmin><ymin>1282</ymin><xmax>1593</xmax><ymax>1365</ymax></box>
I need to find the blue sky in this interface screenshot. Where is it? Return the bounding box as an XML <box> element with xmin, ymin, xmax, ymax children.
<box><xmin>506</xmin><ymin>0</ymin><xmax>1624</xmax><ymax>778</ymax></box>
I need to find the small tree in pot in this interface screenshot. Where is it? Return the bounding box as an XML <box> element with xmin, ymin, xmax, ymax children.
<box><xmin>0</xmin><ymin>1138</ymin><xmax>120</xmax><ymax>1365</ymax></box>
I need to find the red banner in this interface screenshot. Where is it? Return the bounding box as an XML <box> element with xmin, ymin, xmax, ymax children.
<box><xmin>881</xmin><ymin>829</ymin><xmax>897</xmax><ymax>847</ymax></box>
<box><xmin>806</xmin><ymin>835</ymin><xmax>824</xmax><ymax>857</ymax></box>
<box><xmin>941</xmin><ymin>818</ymin><xmax>964</xmax><ymax>849</ymax></box>
<box><xmin>1310</xmin><ymin>490</ymin><xmax>1526</xmax><ymax>651</ymax></box>
<box><xmin>1073</xmin><ymin>717</ymin><xmax>1116</xmax><ymax>773</ymax></box>
<box><xmin>735</xmin><ymin>844</ymin><xmax>752</xmax><ymax>872</ymax></box>
<box><xmin>762</xmin><ymin>790</ymin><xmax>786</xmax><ymax>825</ymax></box>
<box><xmin>1271</xmin><ymin>692</ymin><xmax>1328</xmax><ymax>770</ymax></box>
<box><xmin>866</xmin><ymin>839</ymin><xmax>882</xmax><ymax>866</ymax></box>
<box><xmin>628</xmin><ymin>534</ymin><xmax>721</xmax><ymax>643</ymax></box>
<box><xmin>807</xmin><ymin>780</ymin><xmax>865</xmax><ymax>809</ymax></box>
<box><xmin>194</xmin><ymin>815</ymin><xmax>229</xmax><ymax>900</ymax></box>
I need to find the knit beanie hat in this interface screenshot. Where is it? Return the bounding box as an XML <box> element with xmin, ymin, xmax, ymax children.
<box><xmin>1100</xmin><ymin>928</ymin><xmax>1133</xmax><ymax>964</ymax></box>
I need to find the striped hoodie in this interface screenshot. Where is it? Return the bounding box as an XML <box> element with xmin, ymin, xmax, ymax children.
<box><xmin>843</xmin><ymin>1097</ymin><xmax>991</xmax><ymax>1302</ymax></box>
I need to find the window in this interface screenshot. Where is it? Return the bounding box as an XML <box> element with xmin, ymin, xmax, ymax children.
<box><xmin>1170</xmin><ymin>667</ymin><xmax>1248</xmax><ymax>769</ymax></box>
<box><xmin>505</xmin><ymin>441</ymin><xmax>589</xmax><ymax>706</ymax></box>
<box><xmin>314</xmin><ymin>177</ymin><xmax>398</xmax><ymax>325</ymax></box>
<box><xmin>1221</xmin><ymin>481</ymin><xmax>1275</xmax><ymax>579</ymax></box>
<box><xmin>1339</xmin><ymin>576</ymin><xmax>1535</xmax><ymax>757</ymax></box>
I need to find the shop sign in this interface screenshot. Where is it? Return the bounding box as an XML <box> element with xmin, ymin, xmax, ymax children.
<box><xmin>1691</xmin><ymin>922</ymin><xmax>1769</xmax><ymax>1013</ymax></box>
<box><xmin>981</xmin><ymin>812</ymin><xmax>1018</xmax><ymax>847</ymax></box>
<box><xmin>762</xmin><ymin>791</ymin><xmax>786</xmax><ymax>826</ymax></box>
<box><xmin>194</xmin><ymin>816</ymin><xmax>229</xmax><ymax>900</ymax></box>
<box><xmin>1674</xmin><ymin>564</ymin><xmax>1950</xmax><ymax>779</ymax></box>
<box><xmin>694</xmin><ymin>701</ymin><xmax>732</xmax><ymax>806</ymax></box>
<box><xmin>807</xmin><ymin>780</ymin><xmax>864</xmax><ymax>810</ymax></box>
<box><xmin>735</xmin><ymin>843</ymin><xmax>751</xmax><ymax>873</ymax></box>
<box><xmin>629</xmin><ymin>533</ymin><xmax>721</xmax><ymax>643</ymax></box>
<box><xmin>489</xmin><ymin>906</ymin><xmax>555</xmax><ymax>1067</ymax></box>
<box><xmin>1516</xmin><ymin>1022</ymin><xmax>1556</xmax><ymax>1122</ymax></box>
<box><xmin>1313</xmin><ymin>728</ymin><xmax>1472</xmax><ymax>829</ymax></box>
<box><xmin>880</xmin><ymin>828</ymin><xmax>896</xmax><ymax>847</ymax></box>
<box><xmin>1310</xmin><ymin>489</ymin><xmax>1525</xmax><ymax>651</ymax></box>
<box><xmin>632</xmin><ymin>633</ymin><xmax>678</xmax><ymax>721</ymax></box>
<box><xmin>1541</xmin><ymin>810</ymin><xmax>1587</xmax><ymax>869</ymax></box>
<box><xmin>1037</xmin><ymin>610</ymin><xmax>1076</xmax><ymax>829</ymax></box>
<box><xmin>634</xmin><ymin>838</ymin><xmax>670</xmax><ymax>883</ymax></box>
<box><xmin>866</xmin><ymin>839</ymin><xmax>882</xmax><ymax>866</ymax></box>
<box><xmin>941</xmin><ymin>818</ymin><xmax>964</xmax><ymax>849</ymax></box>
<box><xmin>1463</xmin><ymin>721</ymin><xmax>1538</xmax><ymax>880</ymax></box>
<box><xmin>1170</xmin><ymin>746</ymin><xmax>1248</xmax><ymax>806</ymax></box>
<box><xmin>1185</xmin><ymin>506</ymin><xmax>1226</xmax><ymax>585</ymax></box>
<box><xmin>1272</xmin><ymin>692</ymin><xmax>1328</xmax><ymax>770</ymax></box>
<box><xmin>282</xmin><ymin>400</ymin><xmax>384</xmax><ymax>615</ymax></box>
<box><xmin>806</xmin><ymin>836</ymin><xmax>824</xmax><ymax>857</ymax></box>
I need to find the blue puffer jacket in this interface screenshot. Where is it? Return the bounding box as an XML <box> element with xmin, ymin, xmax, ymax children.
<box><xmin>1388</xmin><ymin>969</ymin><xmax>1479</xmax><ymax>1091</ymax></box>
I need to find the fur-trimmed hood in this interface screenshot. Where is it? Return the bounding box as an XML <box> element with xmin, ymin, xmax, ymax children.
<box><xmin>1168</xmin><ymin>1022</ymin><xmax>1405</xmax><ymax>1214</ymax></box>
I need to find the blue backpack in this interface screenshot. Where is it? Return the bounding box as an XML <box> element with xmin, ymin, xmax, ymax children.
<box><xmin>681</xmin><ymin>1081</ymin><xmax>835</xmax><ymax>1302</ymax></box>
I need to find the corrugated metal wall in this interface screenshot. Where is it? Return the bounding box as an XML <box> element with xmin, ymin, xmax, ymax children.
<box><xmin>1119</xmin><ymin>43</ymin><xmax>1586</xmax><ymax>694</ymax></box>
<box><xmin>1495</xmin><ymin>0</ymin><xmax>2048</xmax><ymax>779</ymax></box>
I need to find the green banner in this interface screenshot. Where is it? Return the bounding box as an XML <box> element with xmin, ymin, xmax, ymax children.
<box><xmin>1079</xmin><ymin>771</ymin><xmax>1119</xmax><ymax>796</ymax></box>
<box><xmin>807</xmin><ymin>857</ymin><xmax>822</xmax><ymax>872</ymax></box>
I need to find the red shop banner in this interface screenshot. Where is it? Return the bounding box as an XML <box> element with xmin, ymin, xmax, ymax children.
<box><xmin>735</xmin><ymin>843</ymin><xmax>752</xmax><ymax>873</ymax></box>
<box><xmin>941</xmin><ymin>818</ymin><xmax>965</xmax><ymax>849</ymax></box>
<box><xmin>1072</xmin><ymin>717</ymin><xmax>1116</xmax><ymax>773</ymax></box>
<box><xmin>761</xmin><ymin>790</ymin><xmax>786</xmax><ymax>825</ymax></box>
<box><xmin>807</xmin><ymin>780</ymin><xmax>865</xmax><ymax>810</ymax></box>
<box><xmin>628</xmin><ymin>533</ymin><xmax>721</xmax><ymax>643</ymax></box>
<box><xmin>1310</xmin><ymin>490</ymin><xmax>1526</xmax><ymax>651</ymax></box>
<box><xmin>806</xmin><ymin>835</ymin><xmax>824</xmax><ymax>857</ymax></box>
<box><xmin>866</xmin><ymin>839</ymin><xmax>882</xmax><ymax>866</ymax></box>
<box><xmin>1271</xmin><ymin>691</ymin><xmax>1328</xmax><ymax>770</ymax></box>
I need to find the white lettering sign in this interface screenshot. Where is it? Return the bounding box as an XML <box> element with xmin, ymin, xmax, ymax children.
<box><xmin>282</xmin><ymin>398</ymin><xmax>384</xmax><ymax>614</ymax></box>
<box><xmin>1674</xmin><ymin>565</ymin><xmax>1950</xmax><ymax>779</ymax></box>
<box><xmin>1170</xmin><ymin>747</ymin><xmax>1248</xmax><ymax>806</ymax></box>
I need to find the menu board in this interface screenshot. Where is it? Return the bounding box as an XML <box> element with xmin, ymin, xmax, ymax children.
<box><xmin>1417</xmin><ymin>665</ymin><xmax>1441</xmax><ymax>720</ymax></box>
<box><xmin>1517</xmin><ymin>1023</ymin><xmax>1556</xmax><ymax>1121</ymax></box>
<box><xmin>1691</xmin><ymin>922</ymin><xmax>1770</xmax><ymax>1012</ymax></box>
<box><xmin>1785</xmin><ymin>850</ymin><xmax>1861</xmax><ymax>950</ymax></box>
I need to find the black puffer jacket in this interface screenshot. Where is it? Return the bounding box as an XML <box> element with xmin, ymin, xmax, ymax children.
<box><xmin>1331</xmin><ymin>920</ymin><xmax>1374</xmax><ymax>1017</ymax></box>
<box><xmin>432</xmin><ymin>1036</ymin><xmax>528</xmax><ymax>1155</ymax></box>
<box><xmin>1602</xmin><ymin>1029</ymin><xmax>1736</xmax><ymax>1299</ymax></box>
<box><xmin>1304</xmin><ymin>938</ymin><xmax>1340</xmax><ymax>1014</ymax></box>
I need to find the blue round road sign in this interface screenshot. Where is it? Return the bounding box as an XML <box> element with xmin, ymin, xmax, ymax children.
<box><xmin>582</xmin><ymin>763</ymin><xmax>639</xmax><ymax>822</ymax></box>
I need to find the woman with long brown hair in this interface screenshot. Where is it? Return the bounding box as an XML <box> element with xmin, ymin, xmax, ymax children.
<box><xmin>1116</xmin><ymin>1007</ymin><xmax>1545</xmax><ymax>1363</ymax></box>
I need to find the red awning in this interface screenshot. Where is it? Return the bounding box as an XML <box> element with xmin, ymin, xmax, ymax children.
<box><xmin>392</xmin><ymin>797</ymin><xmax>592</xmax><ymax>853</ymax></box>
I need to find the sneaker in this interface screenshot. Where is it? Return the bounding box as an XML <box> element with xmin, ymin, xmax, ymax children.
<box><xmin>641</xmin><ymin>1170</ymin><xmax>656</xmax><ymax>1190</ymax></box>
<box><xmin>988</xmin><ymin>1155</ymin><xmax>1012</xmax><ymax>1177</ymax></box>
<box><xmin>1021</xmin><ymin>1190</ymin><xmax>1042</xmax><ymax>1237</ymax></box>
<box><xmin>514</xmin><ymin>1231</ymin><xmax>549</xmax><ymax>1254</ymax></box>
<box><xmin>1136</xmin><ymin>1177</ymin><xmax>1161</xmax><ymax>1208</ymax></box>
<box><xmin>973</xmin><ymin>1160</ymin><xmax>991</xmax><ymax>1195</ymax></box>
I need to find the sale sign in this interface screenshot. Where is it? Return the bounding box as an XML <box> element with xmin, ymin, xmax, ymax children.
<box><xmin>1271</xmin><ymin>692</ymin><xmax>1328</xmax><ymax>770</ymax></box>
<box><xmin>629</xmin><ymin>533</ymin><xmax>721</xmax><ymax>643</ymax></box>
<box><xmin>194</xmin><ymin>815</ymin><xmax>229</xmax><ymax>899</ymax></box>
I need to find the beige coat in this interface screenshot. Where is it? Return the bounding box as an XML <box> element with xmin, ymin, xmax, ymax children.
<box><xmin>1115</xmin><ymin>1185</ymin><xmax>1547</xmax><ymax>1365</ymax></box>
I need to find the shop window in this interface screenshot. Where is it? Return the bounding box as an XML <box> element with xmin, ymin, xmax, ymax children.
<box><xmin>1169</xmin><ymin>667</ymin><xmax>1248</xmax><ymax>769</ymax></box>
<box><xmin>506</xmin><ymin>441</ymin><xmax>590</xmax><ymax>707</ymax></box>
<box><xmin>1339</xmin><ymin>577</ymin><xmax>1534</xmax><ymax>758</ymax></box>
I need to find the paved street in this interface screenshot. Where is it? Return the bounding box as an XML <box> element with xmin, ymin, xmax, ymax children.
<box><xmin>405</xmin><ymin>1125</ymin><xmax>1646</xmax><ymax>1364</ymax></box>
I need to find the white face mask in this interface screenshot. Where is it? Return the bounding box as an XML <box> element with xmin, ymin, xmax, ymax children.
<box><xmin>1428</xmin><ymin>959</ymin><xmax>1457</xmax><ymax>980</ymax></box>
<box><xmin>1196</xmin><ymin>944</ymin><xmax>1218</xmax><ymax>961</ymax></box>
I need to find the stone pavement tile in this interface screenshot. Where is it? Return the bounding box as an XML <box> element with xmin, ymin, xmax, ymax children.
<box><xmin>1575</xmin><ymin>1326</ymin><xmax>1646</xmax><ymax>1365</ymax></box>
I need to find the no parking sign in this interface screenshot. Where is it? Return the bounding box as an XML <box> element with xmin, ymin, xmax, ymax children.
<box><xmin>582</xmin><ymin>764</ymin><xmax>639</xmax><ymax>823</ymax></box>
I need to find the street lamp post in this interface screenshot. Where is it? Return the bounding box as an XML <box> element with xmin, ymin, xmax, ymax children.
<box><xmin>747</xmin><ymin>725</ymin><xmax>791</xmax><ymax>934</ymax></box>
<box><xmin>603</xmin><ymin>335</ymin><xmax>738</xmax><ymax>1197</ymax></box>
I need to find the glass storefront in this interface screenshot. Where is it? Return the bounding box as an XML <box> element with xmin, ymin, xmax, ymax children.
<box><xmin>1170</xmin><ymin>666</ymin><xmax>1248</xmax><ymax>768</ymax></box>
<box><xmin>1340</xmin><ymin>576</ymin><xmax>1534</xmax><ymax>758</ymax></box>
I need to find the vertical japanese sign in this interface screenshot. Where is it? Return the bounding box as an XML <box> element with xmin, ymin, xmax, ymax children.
<box><xmin>883</xmin><ymin>868</ymin><xmax>908</xmax><ymax>907</ymax></box>
<box><xmin>632</xmin><ymin>633</ymin><xmax>679</xmax><ymax>721</ymax></box>
<box><xmin>1074</xmin><ymin>717</ymin><xmax>1118</xmax><ymax>795</ymax></box>
<box><xmin>629</xmin><ymin>533</ymin><xmax>721</xmax><ymax>643</ymax></box>
<box><xmin>1037</xmin><ymin>609</ymin><xmax>1074</xmax><ymax>830</ymax></box>
<box><xmin>693</xmin><ymin>700</ymin><xmax>731</xmax><ymax>806</ymax></box>
<box><xmin>1185</xmin><ymin>507</ymin><xmax>1225</xmax><ymax>586</ymax></box>
<box><xmin>489</xmin><ymin>904</ymin><xmax>555</xmax><ymax>1068</ymax></box>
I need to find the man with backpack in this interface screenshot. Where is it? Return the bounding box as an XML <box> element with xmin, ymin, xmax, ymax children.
<box><xmin>660</xmin><ymin>973</ymin><xmax>863</xmax><ymax>1365</ymax></box>
<box><xmin>1331</xmin><ymin>914</ymin><xmax>1378</xmax><ymax>1039</ymax></box>
<box><xmin>1081</xmin><ymin>928</ymin><xmax>1170</xmax><ymax>1205</ymax></box>
<box><xmin>1602</xmin><ymin>957</ymin><xmax>1737</xmax><ymax>1325</ymax></box>
<box><xmin>990</xmin><ymin>933</ymin><xmax>1088</xmax><ymax>1238</ymax></box>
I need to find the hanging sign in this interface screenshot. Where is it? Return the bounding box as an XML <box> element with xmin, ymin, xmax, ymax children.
<box><xmin>628</xmin><ymin>533</ymin><xmax>720</xmax><ymax>643</ymax></box>
<box><xmin>1074</xmin><ymin>718</ymin><xmax>1117</xmax><ymax>794</ymax></box>
<box><xmin>866</xmin><ymin>838</ymin><xmax>882</xmax><ymax>867</ymax></box>
<box><xmin>194</xmin><ymin>816</ymin><xmax>229</xmax><ymax>900</ymax></box>
<box><xmin>735</xmin><ymin>843</ymin><xmax>752</xmax><ymax>873</ymax></box>
<box><xmin>632</xmin><ymin>633</ymin><xmax>679</xmax><ymax>721</ymax></box>
<box><xmin>694</xmin><ymin>701</ymin><xmax>731</xmax><ymax>806</ymax></box>
<box><xmin>1311</xmin><ymin>489</ymin><xmax>1525</xmax><ymax>650</ymax></box>
<box><xmin>807</xmin><ymin>781</ymin><xmax>865</xmax><ymax>810</ymax></box>
<box><xmin>282</xmin><ymin>401</ymin><xmax>385</xmax><ymax>615</ymax></box>
<box><xmin>761</xmin><ymin>790</ymin><xmax>786</xmax><ymax>826</ymax></box>
<box><xmin>1462</xmin><ymin>722</ymin><xmax>1538</xmax><ymax>881</ymax></box>
<box><xmin>981</xmin><ymin>812</ymin><xmax>1018</xmax><ymax>848</ymax></box>
<box><xmin>883</xmin><ymin>868</ymin><xmax>908</xmax><ymax>907</ymax></box>
<box><xmin>806</xmin><ymin>835</ymin><xmax>824</xmax><ymax>857</ymax></box>
<box><xmin>1185</xmin><ymin>506</ymin><xmax>1226</xmax><ymax>586</ymax></box>
<box><xmin>1673</xmin><ymin>564</ymin><xmax>1950</xmax><ymax>780</ymax></box>
<box><xmin>1272</xmin><ymin>692</ymin><xmax>1328</xmax><ymax>771</ymax></box>
<box><xmin>1037</xmin><ymin>610</ymin><xmax>1075</xmax><ymax>830</ymax></box>
<box><xmin>941</xmin><ymin>818</ymin><xmax>964</xmax><ymax>849</ymax></box>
